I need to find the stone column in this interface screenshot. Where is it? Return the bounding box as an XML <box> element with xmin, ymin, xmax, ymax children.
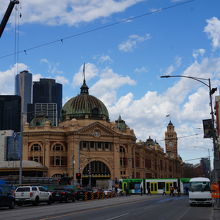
<box><xmin>67</xmin><ymin>136</ymin><xmax>74</xmax><ymax>177</ymax></box>
<box><xmin>113</xmin><ymin>142</ymin><xmax>120</xmax><ymax>179</ymax></box>
<box><xmin>44</xmin><ymin>139</ymin><xmax>50</xmax><ymax>168</ymax></box>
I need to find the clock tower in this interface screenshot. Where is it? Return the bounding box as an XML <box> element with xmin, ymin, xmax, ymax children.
<box><xmin>165</xmin><ymin>121</ymin><xmax>178</xmax><ymax>157</ymax></box>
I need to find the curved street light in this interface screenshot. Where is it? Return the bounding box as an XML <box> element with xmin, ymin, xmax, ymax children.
<box><xmin>161</xmin><ymin>74</ymin><xmax>220</xmax><ymax>208</ymax></box>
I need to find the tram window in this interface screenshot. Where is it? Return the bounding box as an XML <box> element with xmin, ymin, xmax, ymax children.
<box><xmin>158</xmin><ymin>182</ymin><xmax>165</xmax><ymax>190</ymax></box>
<box><xmin>155</xmin><ymin>183</ymin><xmax>158</xmax><ymax>191</ymax></box>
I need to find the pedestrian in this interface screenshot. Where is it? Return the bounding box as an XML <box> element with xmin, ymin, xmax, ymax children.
<box><xmin>170</xmin><ymin>186</ymin><xmax>175</xmax><ymax>196</ymax></box>
<box><xmin>140</xmin><ymin>186</ymin><xmax>143</xmax><ymax>196</ymax></box>
<box><xmin>115</xmin><ymin>186</ymin><xmax>118</xmax><ymax>197</ymax></box>
<box><xmin>147</xmin><ymin>186</ymin><xmax>151</xmax><ymax>195</ymax></box>
<box><xmin>125</xmin><ymin>186</ymin><xmax>129</xmax><ymax>196</ymax></box>
<box><xmin>162</xmin><ymin>187</ymin><xmax>166</xmax><ymax>196</ymax></box>
<box><xmin>174</xmin><ymin>187</ymin><xmax>177</xmax><ymax>196</ymax></box>
<box><xmin>177</xmin><ymin>186</ymin><xmax>181</xmax><ymax>196</ymax></box>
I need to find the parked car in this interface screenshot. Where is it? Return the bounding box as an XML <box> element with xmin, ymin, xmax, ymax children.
<box><xmin>0</xmin><ymin>185</ymin><xmax>15</xmax><ymax>209</ymax></box>
<box><xmin>15</xmin><ymin>186</ymin><xmax>52</xmax><ymax>206</ymax></box>
<box><xmin>51</xmin><ymin>186</ymin><xmax>76</xmax><ymax>203</ymax></box>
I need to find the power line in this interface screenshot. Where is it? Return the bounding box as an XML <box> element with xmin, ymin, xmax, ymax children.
<box><xmin>0</xmin><ymin>0</ymin><xmax>197</xmax><ymax>60</ymax></box>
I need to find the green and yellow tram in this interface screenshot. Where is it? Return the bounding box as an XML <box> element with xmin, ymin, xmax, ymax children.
<box><xmin>120</xmin><ymin>178</ymin><xmax>190</xmax><ymax>194</ymax></box>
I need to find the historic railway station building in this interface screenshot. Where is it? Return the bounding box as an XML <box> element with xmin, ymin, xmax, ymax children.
<box><xmin>21</xmin><ymin>79</ymin><xmax>183</xmax><ymax>185</ymax></box>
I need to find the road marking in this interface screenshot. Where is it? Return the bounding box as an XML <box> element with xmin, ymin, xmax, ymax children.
<box><xmin>105</xmin><ymin>213</ymin><xmax>129</xmax><ymax>220</ymax></box>
<box><xmin>176</xmin><ymin>206</ymin><xmax>191</xmax><ymax>220</ymax></box>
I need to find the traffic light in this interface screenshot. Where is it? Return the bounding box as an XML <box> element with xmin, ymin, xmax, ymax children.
<box><xmin>76</xmin><ymin>173</ymin><xmax>81</xmax><ymax>180</ymax></box>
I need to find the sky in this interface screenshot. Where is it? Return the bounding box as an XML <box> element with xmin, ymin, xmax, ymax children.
<box><xmin>0</xmin><ymin>0</ymin><xmax>220</xmax><ymax>166</ymax></box>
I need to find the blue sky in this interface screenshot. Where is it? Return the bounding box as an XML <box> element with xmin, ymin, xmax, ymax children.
<box><xmin>1</xmin><ymin>0</ymin><xmax>220</xmax><ymax>165</ymax></box>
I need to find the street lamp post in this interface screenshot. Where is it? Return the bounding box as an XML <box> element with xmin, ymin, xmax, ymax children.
<box><xmin>161</xmin><ymin>75</ymin><xmax>220</xmax><ymax>208</ymax></box>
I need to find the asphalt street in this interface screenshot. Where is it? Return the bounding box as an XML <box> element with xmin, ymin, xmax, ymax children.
<box><xmin>0</xmin><ymin>195</ymin><xmax>219</xmax><ymax>220</ymax></box>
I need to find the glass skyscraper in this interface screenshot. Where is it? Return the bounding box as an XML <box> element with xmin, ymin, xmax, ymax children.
<box><xmin>15</xmin><ymin>70</ymin><xmax>32</xmax><ymax>129</ymax></box>
<box><xmin>0</xmin><ymin>95</ymin><xmax>21</xmax><ymax>132</ymax></box>
<box><xmin>27</xmin><ymin>78</ymin><xmax>62</xmax><ymax>126</ymax></box>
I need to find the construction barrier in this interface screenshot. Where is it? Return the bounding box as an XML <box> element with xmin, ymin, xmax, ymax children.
<box><xmin>211</xmin><ymin>183</ymin><xmax>220</xmax><ymax>198</ymax></box>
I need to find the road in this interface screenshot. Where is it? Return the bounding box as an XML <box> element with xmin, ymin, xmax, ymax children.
<box><xmin>0</xmin><ymin>195</ymin><xmax>219</xmax><ymax>220</ymax></box>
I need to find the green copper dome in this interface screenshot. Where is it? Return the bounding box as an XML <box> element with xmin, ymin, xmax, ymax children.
<box><xmin>61</xmin><ymin>80</ymin><xmax>109</xmax><ymax>121</ymax></box>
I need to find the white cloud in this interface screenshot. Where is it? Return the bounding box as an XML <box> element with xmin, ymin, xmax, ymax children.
<box><xmin>0</xmin><ymin>63</ymin><xmax>28</xmax><ymax>95</ymax></box>
<box><xmin>55</xmin><ymin>76</ymin><xmax>69</xmax><ymax>85</ymax></box>
<box><xmin>99</xmin><ymin>55</ymin><xmax>113</xmax><ymax>63</ymax></box>
<box><xmin>204</xmin><ymin>17</ymin><xmax>220</xmax><ymax>50</ymax></box>
<box><xmin>90</xmin><ymin>67</ymin><xmax>136</xmax><ymax>106</ymax></box>
<box><xmin>163</xmin><ymin>56</ymin><xmax>182</xmax><ymax>75</ymax></box>
<box><xmin>118</xmin><ymin>34</ymin><xmax>151</xmax><ymax>52</ymax></box>
<box><xmin>72</xmin><ymin>63</ymin><xmax>99</xmax><ymax>87</ymax></box>
<box><xmin>102</xmin><ymin>57</ymin><xmax>220</xmax><ymax>158</ymax></box>
<box><xmin>33</xmin><ymin>74</ymin><xmax>42</xmax><ymax>82</ymax></box>
<box><xmin>0</xmin><ymin>0</ymin><xmax>143</xmax><ymax>26</ymax></box>
<box><xmin>192</xmin><ymin>49</ymin><xmax>206</xmax><ymax>59</ymax></box>
<box><xmin>40</xmin><ymin>58</ymin><xmax>63</xmax><ymax>74</ymax></box>
<box><xmin>134</xmin><ymin>66</ymin><xmax>148</xmax><ymax>74</ymax></box>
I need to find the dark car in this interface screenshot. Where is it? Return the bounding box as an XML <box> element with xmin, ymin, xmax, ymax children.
<box><xmin>51</xmin><ymin>186</ymin><xmax>75</xmax><ymax>203</ymax></box>
<box><xmin>0</xmin><ymin>185</ymin><xmax>15</xmax><ymax>209</ymax></box>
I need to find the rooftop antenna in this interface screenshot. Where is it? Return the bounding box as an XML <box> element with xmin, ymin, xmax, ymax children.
<box><xmin>83</xmin><ymin>62</ymin><xmax>86</xmax><ymax>83</ymax></box>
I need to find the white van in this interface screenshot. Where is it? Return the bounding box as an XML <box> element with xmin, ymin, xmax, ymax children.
<box><xmin>189</xmin><ymin>177</ymin><xmax>212</xmax><ymax>206</ymax></box>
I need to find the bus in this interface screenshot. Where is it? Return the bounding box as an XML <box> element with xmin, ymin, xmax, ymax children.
<box><xmin>189</xmin><ymin>177</ymin><xmax>212</xmax><ymax>206</ymax></box>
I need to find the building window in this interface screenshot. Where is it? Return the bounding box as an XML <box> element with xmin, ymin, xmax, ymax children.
<box><xmin>120</xmin><ymin>146</ymin><xmax>125</xmax><ymax>153</ymax></box>
<box><xmin>50</xmin><ymin>156</ymin><xmax>67</xmax><ymax>166</ymax></box>
<box><xmin>31</xmin><ymin>144</ymin><xmax>41</xmax><ymax>151</ymax></box>
<box><xmin>29</xmin><ymin>156</ymin><xmax>43</xmax><ymax>163</ymax></box>
<box><xmin>145</xmin><ymin>159</ymin><xmax>151</xmax><ymax>169</ymax></box>
<box><xmin>53</xmin><ymin>144</ymin><xmax>64</xmax><ymax>151</ymax></box>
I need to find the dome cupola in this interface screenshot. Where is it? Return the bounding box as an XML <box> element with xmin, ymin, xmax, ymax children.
<box><xmin>61</xmin><ymin>64</ymin><xmax>109</xmax><ymax>121</ymax></box>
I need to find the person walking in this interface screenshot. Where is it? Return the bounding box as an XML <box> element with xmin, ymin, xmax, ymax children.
<box><xmin>125</xmin><ymin>186</ymin><xmax>129</xmax><ymax>196</ymax></box>
<box><xmin>147</xmin><ymin>186</ymin><xmax>151</xmax><ymax>195</ymax></box>
<box><xmin>140</xmin><ymin>186</ymin><xmax>143</xmax><ymax>196</ymax></box>
<box><xmin>170</xmin><ymin>186</ymin><xmax>174</xmax><ymax>197</ymax></box>
<box><xmin>177</xmin><ymin>186</ymin><xmax>181</xmax><ymax>196</ymax></box>
<box><xmin>162</xmin><ymin>187</ymin><xmax>166</xmax><ymax>196</ymax></box>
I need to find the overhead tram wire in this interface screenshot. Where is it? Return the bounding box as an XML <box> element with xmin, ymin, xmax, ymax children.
<box><xmin>159</xmin><ymin>132</ymin><xmax>203</xmax><ymax>142</ymax></box>
<box><xmin>0</xmin><ymin>0</ymin><xmax>197</xmax><ymax>60</ymax></box>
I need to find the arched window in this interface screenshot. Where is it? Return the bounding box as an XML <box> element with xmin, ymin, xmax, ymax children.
<box><xmin>120</xmin><ymin>146</ymin><xmax>125</xmax><ymax>153</ymax></box>
<box><xmin>31</xmin><ymin>144</ymin><xmax>41</xmax><ymax>151</ymax></box>
<box><xmin>53</xmin><ymin>144</ymin><xmax>64</xmax><ymax>151</ymax></box>
<box><xmin>83</xmin><ymin>161</ymin><xmax>110</xmax><ymax>176</ymax></box>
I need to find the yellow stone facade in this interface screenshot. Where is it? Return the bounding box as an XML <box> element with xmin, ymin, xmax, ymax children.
<box><xmin>23</xmin><ymin>118</ymin><xmax>183</xmax><ymax>182</ymax></box>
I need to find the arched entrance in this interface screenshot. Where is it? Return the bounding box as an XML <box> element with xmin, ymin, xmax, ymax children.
<box><xmin>82</xmin><ymin>160</ymin><xmax>111</xmax><ymax>188</ymax></box>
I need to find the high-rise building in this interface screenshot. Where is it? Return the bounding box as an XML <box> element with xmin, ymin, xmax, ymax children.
<box><xmin>15</xmin><ymin>70</ymin><xmax>32</xmax><ymax>129</ymax></box>
<box><xmin>165</xmin><ymin>121</ymin><xmax>178</xmax><ymax>157</ymax></box>
<box><xmin>27</xmin><ymin>78</ymin><xmax>62</xmax><ymax>126</ymax></box>
<box><xmin>0</xmin><ymin>95</ymin><xmax>21</xmax><ymax>132</ymax></box>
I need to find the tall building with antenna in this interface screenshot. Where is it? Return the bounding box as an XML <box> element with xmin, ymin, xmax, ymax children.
<box><xmin>15</xmin><ymin>70</ymin><xmax>32</xmax><ymax>130</ymax></box>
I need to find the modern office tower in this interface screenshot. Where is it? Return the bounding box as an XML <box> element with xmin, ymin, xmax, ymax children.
<box><xmin>0</xmin><ymin>130</ymin><xmax>13</xmax><ymax>161</ymax></box>
<box><xmin>15</xmin><ymin>70</ymin><xmax>32</xmax><ymax>129</ymax></box>
<box><xmin>0</xmin><ymin>95</ymin><xmax>21</xmax><ymax>132</ymax></box>
<box><xmin>27</xmin><ymin>79</ymin><xmax>62</xmax><ymax>126</ymax></box>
